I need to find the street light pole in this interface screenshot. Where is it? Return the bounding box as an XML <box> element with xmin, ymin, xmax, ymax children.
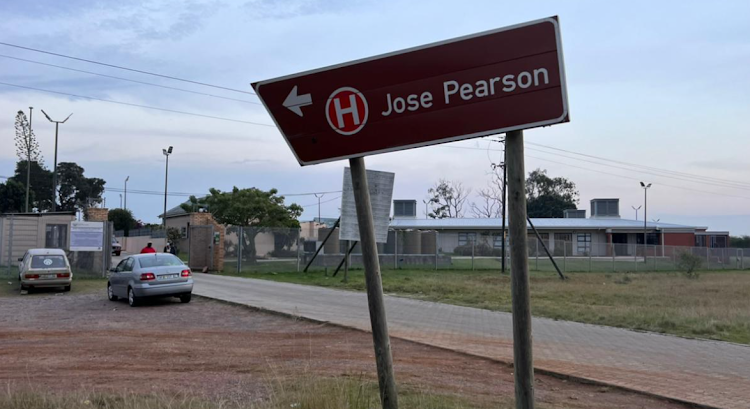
<box><xmin>163</xmin><ymin>147</ymin><xmax>173</xmax><ymax>231</ymax></box>
<box><xmin>41</xmin><ymin>110</ymin><xmax>73</xmax><ymax>212</ymax></box>
<box><xmin>631</xmin><ymin>205</ymin><xmax>642</xmax><ymax>221</ymax></box>
<box><xmin>640</xmin><ymin>182</ymin><xmax>651</xmax><ymax>262</ymax></box>
<box><xmin>314</xmin><ymin>193</ymin><xmax>324</xmax><ymax>222</ymax></box>
<box><xmin>124</xmin><ymin>176</ymin><xmax>129</xmax><ymax>211</ymax></box>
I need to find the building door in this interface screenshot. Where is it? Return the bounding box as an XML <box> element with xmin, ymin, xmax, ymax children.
<box><xmin>612</xmin><ymin>233</ymin><xmax>629</xmax><ymax>256</ymax></box>
<box><xmin>189</xmin><ymin>225</ymin><xmax>214</xmax><ymax>271</ymax></box>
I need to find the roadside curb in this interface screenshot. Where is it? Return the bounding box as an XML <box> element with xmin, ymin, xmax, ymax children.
<box><xmin>193</xmin><ymin>291</ymin><xmax>717</xmax><ymax>409</ymax></box>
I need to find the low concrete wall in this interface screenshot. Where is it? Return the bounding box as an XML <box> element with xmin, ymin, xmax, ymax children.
<box><xmin>120</xmin><ymin>236</ymin><xmax>166</xmax><ymax>254</ymax></box>
<box><xmin>305</xmin><ymin>254</ymin><xmax>452</xmax><ymax>268</ymax></box>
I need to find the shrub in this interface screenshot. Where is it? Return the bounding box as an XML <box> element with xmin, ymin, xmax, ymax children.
<box><xmin>676</xmin><ymin>251</ymin><xmax>703</xmax><ymax>279</ymax></box>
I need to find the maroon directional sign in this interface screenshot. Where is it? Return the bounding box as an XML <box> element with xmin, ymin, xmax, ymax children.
<box><xmin>252</xmin><ymin>17</ymin><xmax>569</xmax><ymax>166</ymax></box>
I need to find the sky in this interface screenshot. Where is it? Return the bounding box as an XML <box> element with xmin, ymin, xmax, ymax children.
<box><xmin>1</xmin><ymin>0</ymin><xmax>749</xmax><ymax>234</ymax></box>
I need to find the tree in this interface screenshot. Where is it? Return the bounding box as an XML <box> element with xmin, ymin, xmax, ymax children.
<box><xmin>11</xmin><ymin>161</ymin><xmax>53</xmax><ymax>211</ymax></box>
<box><xmin>0</xmin><ymin>179</ymin><xmax>28</xmax><ymax>213</ymax></box>
<box><xmin>108</xmin><ymin>208</ymin><xmax>137</xmax><ymax>235</ymax></box>
<box><xmin>56</xmin><ymin>162</ymin><xmax>106</xmax><ymax>213</ymax></box>
<box><xmin>14</xmin><ymin>110</ymin><xmax>43</xmax><ymax>212</ymax></box>
<box><xmin>730</xmin><ymin>236</ymin><xmax>750</xmax><ymax>248</ymax></box>
<box><xmin>182</xmin><ymin>187</ymin><xmax>303</xmax><ymax>261</ymax></box>
<box><xmin>525</xmin><ymin>168</ymin><xmax>579</xmax><ymax>218</ymax></box>
<box><xmin>470</xmin><ymin>166</ymin><xmax>504</xmax><ymax>218</ymax></box>
<box><xmin>427</xmin><ymin>179</ymin><xmax>471</xmax><ymax>219</ymax></box>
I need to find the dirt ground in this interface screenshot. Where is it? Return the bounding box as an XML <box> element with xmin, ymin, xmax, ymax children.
<box><xmin>0</xmin><ymin>288</ymin><xmax>688</xmax><ymax>408</ymax></box>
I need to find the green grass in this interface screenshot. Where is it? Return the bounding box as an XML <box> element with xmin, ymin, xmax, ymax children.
<box><xmin>0</xmin><ymin>377</ymin><xmax>503</xmax><ymax>409</ymax></box>
<box><xmin>0</xmin><ymin>278</ymin><xmax>105</xmax><ymax>297</ymax></box>
<box><xmin>220</xmin><ymin>267</ymin><xmax>750</xmax><ymax>344</ymax></box>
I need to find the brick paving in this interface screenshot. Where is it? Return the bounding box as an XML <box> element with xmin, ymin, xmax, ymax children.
<box><xmin>193</xmin><ymin>274</ymin><xmax>750</xmax><ymax>408</ymax></box>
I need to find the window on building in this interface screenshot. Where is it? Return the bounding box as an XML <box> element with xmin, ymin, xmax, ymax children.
<box><xmin>458</xmin><ymin>232</ymin><xmax>476</xmax><ymax>246</ymax></box>
<box><xmin>636</xmin><ymin>233</ymin><xmax>661</xmax><ymax>245</ymax></box>
<box><xmin>492</xmin><ymin>233</ymin><xmax>504</xmax><ymax>248</ymax></box>
<box><xmin>695</xmin><ymin>235</ymin><xmax>707</xmax><ymax>247</ymax></box>
<box><xmin>577</xmin><ymin>233</ymin><xmax>591</xmax><ymax>254</ymax></box>
<box><xmin>45</xmin><ymin>224</ymin><xmax>68</xmax><ymax>249</ymax></box>
<box><xmin>711</xmin><ymin>236</ymin><xmax>727</xmax><ymax>248</ymax></box>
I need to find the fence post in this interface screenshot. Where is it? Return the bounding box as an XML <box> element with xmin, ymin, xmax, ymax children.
<box><xmin>535</xmin><ymin>239</ymin><xmax>539</xmax><ymax>271</ymax></box>
<box><xmin>471</xmin><ymin>239</ymin><xmax>475</xmax><ymax>271</ymax></box>
<box><xmin>434</xmin><ymin>231</ymin><xmax>438</xmax><ymax>271</ymax></box>
<box><xmin>706</xmin><ymin>247</ymin><xmax>710</xmax><ymax>270</ymax></box>
<box><xmin>296</xmin><ymin>234</ymin><xmax>302</xmax><ymax>272</ymax></box>
<box><xmin>237</xmin><ymin>226</ymin><xmax>243</xmax><ymax>274</ymax></box>
<box><xmin>6</xmin><ymin>215</ymin><xmax>15</xmax><ymax>277</ymax></box>
<box><xmin>394</xmin><ymin>230</ymin><xmax>398</xmax><ymax>270</ymax></box>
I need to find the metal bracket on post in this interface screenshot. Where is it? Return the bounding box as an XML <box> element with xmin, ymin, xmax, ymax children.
<box><xmin>348</xmin><ymin>156</ymin><xmax>398</xmax><ymax>409</ymax></box>
<box><xmin>303</xmin><ymin>218</ymin><xmax>341</xmax><ymax>273</ymax></box>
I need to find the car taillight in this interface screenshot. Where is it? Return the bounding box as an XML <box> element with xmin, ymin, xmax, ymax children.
<box><xmin>181</xmin><ymin>269</ymin><xmax>192</xmax><ymax>277</ymax></box>
<box><xmin>25</xmin><ymin>274</ymin><xmax>39</xmax><ymax>279</ymax></box>
<box><xmin>140</xmin><ymin>273</ymin><xmax>155</xmax><ymax>281</ymax></box>
<box><xmin>57</xmin><ymin>272</ymin><xmax>71</xmax><ymax>278</ymax></box>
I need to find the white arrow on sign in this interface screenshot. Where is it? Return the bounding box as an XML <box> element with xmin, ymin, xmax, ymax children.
<box><xmin>283</xmin><ymin>85</ymin><xmax>312</xmax><ymax>117</ymax></box>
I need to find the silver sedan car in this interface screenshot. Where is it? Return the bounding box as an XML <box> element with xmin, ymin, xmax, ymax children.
<box><xmin>108</xmin><ymin>253</ymin><xmax>193</xmax><ymax>307</ymax></box>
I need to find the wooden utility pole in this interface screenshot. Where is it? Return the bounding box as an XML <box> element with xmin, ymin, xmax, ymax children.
<box><xmin>506</xmin><ymin>130</ymin><xmax>535</xmax><ymax>408</ymax></box>
<box><xmin>349</xmin><ymin>156</ymin><xmax>398</xmax><ymax>409</ymax></box>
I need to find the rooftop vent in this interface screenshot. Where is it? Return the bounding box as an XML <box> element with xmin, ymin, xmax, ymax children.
<box><xmin>590</xmin><ymin>198</ymin><xmax>620</xmax><ymax>218</ymax></box>
<box><xmin>393</xmin><ymin>200</ymin><xmax>417</xmax><ymax>219</ymax></box>
<box><xmin>563</xmin><ymin>209</ymin><xmax>586</xmax><ymax>219</ymax></box>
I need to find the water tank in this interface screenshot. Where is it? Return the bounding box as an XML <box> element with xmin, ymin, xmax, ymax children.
<box><xmin>421</xmin><ymin>231</ymin><xmax>437</xmax><ymax>254</ymax></box>
<box><xmin>402</xmin><ymin>230</ymin><xmax>422</xmax><ymax>255</ymax></box>
<box><xmin>319</xmin><ymin>227</ymin><xmax>340</xmax><ymax>254</ymax></box>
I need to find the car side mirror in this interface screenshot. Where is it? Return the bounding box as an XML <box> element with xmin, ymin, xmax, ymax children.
<box><xmin>109</xmin><ymin>267</ymin><xmax>118</xmax><ymax>273</ymax></box>
<box><xmin>17</xmin><ymin>257</ymin><xmax>23</xmax><ymax>262</ymax></box>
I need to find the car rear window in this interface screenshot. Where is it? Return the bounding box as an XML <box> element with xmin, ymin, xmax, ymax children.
<box><xmin>31</xmin><ymin>255</ymin><xmax>67</xmax><ymax>269</ymax></box>
<box><xmin>138</xmin><ymin>254</ymin><xmax>184</xmax><ymax>268</ymax></box>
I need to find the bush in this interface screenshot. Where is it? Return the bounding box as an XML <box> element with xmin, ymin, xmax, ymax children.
<box><xmin>676</xmin><ymin>251</ymin><xmax>703</xmax><ymax>279</ymax></box>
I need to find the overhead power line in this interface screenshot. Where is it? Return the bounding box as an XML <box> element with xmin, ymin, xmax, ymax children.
<box><xmin>0</xmin><ymin>81</ymin><xmax>275</xmax><ymax>127</ymax></box>
<box><xmin>439</xmin><ymin>143</ymin><xmax>750</xmax><ymax>201</ymax></box>
<box><xmin>526</xmin><ymin>142</ymin><xmax>750</xmax><ymax>189</ymax></box>
<box><xmin>0</xmin><ymin>54</ymin><xmax>261</xmax><ymax>105</ymax></box>
<box><xmin>0</xmin><ymin>41</ymin><xmax>256</xmax><ymax>96</ymax></box>
<box><xmin>301</xmin><ymin>195</ymin><xmax>341</xmax><ymax>207</ymax></box>
<box><xmin>104</xmin><ymin>186</ymin><xmax>341</xmax><ymax>198</ymax></box>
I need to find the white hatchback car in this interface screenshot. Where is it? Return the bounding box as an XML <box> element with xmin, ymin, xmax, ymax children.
<box><xmin>18</xmin><ymin>248</ymin><xmax>73</xmax><ymax>292</ymax></box>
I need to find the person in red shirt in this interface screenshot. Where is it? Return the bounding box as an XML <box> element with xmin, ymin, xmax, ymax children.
<box><xmin>140</xmin><ymin>242</ymin><xmax>157</xmax><ymax>254</ymax></box>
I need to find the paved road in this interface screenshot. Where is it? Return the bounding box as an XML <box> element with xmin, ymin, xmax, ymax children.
<box><xmin>193</xmin><ymin>274</ymin><xmax>750</xmax><ymax>408</ymax></box>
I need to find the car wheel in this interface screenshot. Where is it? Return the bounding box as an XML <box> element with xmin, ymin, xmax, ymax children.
<box><xmin>180</xmin><ymin>293</ymin><xmax>192</xmax><ymax>303</ymax></box>
<box><xmin>63</xmin><ymin>285</ymin><xmax>71</xmax><ymax>292</ymax></box>
<box><xmin>20</xmin><ymin>283</ymin><xmax>29</xmax><ymax>293</ymax></box>
<box><xmin>128</xmin><ymin>287</ymin><xmax>139</xmax><ymax>307</ymax></box>
<box><xmin>107</xmin><ymin>283</ymin><xmax>118</xmax><ymax>301</ymax></box>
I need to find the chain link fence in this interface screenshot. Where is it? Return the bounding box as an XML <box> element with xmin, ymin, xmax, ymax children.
<box><xmin>219</xmin><ymin>225</ymin><xmax>750</xmax><ymax>274</ymax></box>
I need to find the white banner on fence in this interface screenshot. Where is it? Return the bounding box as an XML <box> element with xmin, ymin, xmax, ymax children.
<box><xmin>340</xmin><ymin>168</ymin><xmax>395</xmax><ymax>243</ymax></box>
<box><xmin>70</xmin><ymin>221</ymin><xmax>104</xmax><ymax>251</ymax></box>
